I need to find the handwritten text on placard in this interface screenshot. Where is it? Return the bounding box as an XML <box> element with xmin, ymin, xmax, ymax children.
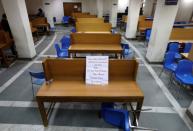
<box><xmin>86</xmin><ymin>56</ymin><xmax>109</xmax><ymax>85</ymax></box>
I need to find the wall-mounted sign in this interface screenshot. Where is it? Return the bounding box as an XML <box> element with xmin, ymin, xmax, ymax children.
<box><xmin>86</xmin><ymin>56</ymin><xmax>109</xmax><ymax>85</ymax></box>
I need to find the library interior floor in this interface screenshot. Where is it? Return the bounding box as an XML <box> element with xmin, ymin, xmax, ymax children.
<box><xmin>0</xmin><ymin>25</ymin><xmax>192</xmax><ymax>131</ymax></box>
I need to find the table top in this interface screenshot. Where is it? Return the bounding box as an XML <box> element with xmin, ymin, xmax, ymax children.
<box><xmin>37</xmin><ymin>79</ymin><xmax>144</xmax><ymax>102</ymax></box>
<box><xmin>68</xmin><ymin>43</ymin><xmax>122</xmax><ymax>53</ymax></box>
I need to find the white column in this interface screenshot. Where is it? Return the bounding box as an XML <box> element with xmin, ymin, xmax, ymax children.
<box><xmin>43</xmin><ymin>0</ymin><xmax>55</xmax><ymax>28</ymax></box>
<box><xmin>143</xmin><ymin>0</ymin><xmax>154</xmax><ymax>17</ymax></box>
<box><xmin>125</xmin><ymin>0</ymin><xmax>141</xmax><ymax>38</ymax></box>
<box><xmin>146</xmin><ymin>0</ymin><xmax>179</xmax><ymax>62</ymax></box>
<box><xmin>97</xmin><ymin>0</ymin><xmax>103</xmax><ymax>18</ymax></box>
<box><xmin>1</xmin><ymin>0</ymin><xmax>36</xmax><ymax>58</ymax></box>
<box><xmin>110</xmin><ymin>0</ymin><xmax>118</xmax><ymax>28</ymax></box>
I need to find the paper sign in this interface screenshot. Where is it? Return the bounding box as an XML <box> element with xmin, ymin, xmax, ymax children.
<box><xmin>86</xmin><ymin>56</ymin><xmax>109</xmax><ymax>85</ymax></box>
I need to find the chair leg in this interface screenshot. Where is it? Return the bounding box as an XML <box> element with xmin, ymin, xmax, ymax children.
<box><xmin>31</xmin><ymin>84</ymin><xmax>35</xmax><ymax>98</ymax></box>
<box><xmin>168</xmin><ymin>73</ymin><xmax>173</xmax><ymax>88</ymax></box>
<box><xmin>159</xmin><ymin>68</ymin><xmax>164</xmax><ymax>77</ymax></box>
<box><xmin>30</xmin><ymin>77</ymin><xmax>35</xmax><ymax>98</ymax></box>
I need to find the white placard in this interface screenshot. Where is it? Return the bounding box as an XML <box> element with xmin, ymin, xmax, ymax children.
<box><xmin>86</xmin><ymin>56</ymin><xmax>109</xmax><ymax>85</ymax></box>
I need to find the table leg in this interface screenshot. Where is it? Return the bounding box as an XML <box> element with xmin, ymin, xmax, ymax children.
<box><xmin>37</xmin><ymin>100</ymin><xmax>48</xmax><ymax>127</ymax></box>
<box><xmin>0</xmin><ymin>49</ymin><xmax>9</xmax><ymax>67</ymax></box>
<box><xmin>136</xmin><ymin>99</ymin><xmax>144</xmax><ymax>120</ymax></box>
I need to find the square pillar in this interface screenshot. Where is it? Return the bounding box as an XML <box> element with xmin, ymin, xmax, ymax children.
<box><xmin>125</xmin><ymin>0</ymin><xmax>142</xmax><ymax>38</ymax></box>
<box><xmin>97</xmin><ymin>0</ymin><xmax>103</xmax><ymax>18</ymax></box>
<box><xmin>146</xmin><ymin>0</ymin><xmax>179</xmax><ymax>62</ymax></box>
<box><xmin>2</xmin><ymin>0</ymin><xmax>36</xmax><ymax>58</ymax></box>
<box><xmin>110</xmin><ymin>0</ymin><xmax>118</xmax><ymax>28</ymax></box>
<box><xmin>143</xmin><ymin>0</ymin><xmax>154</xmax><ymax>17</ymax></box>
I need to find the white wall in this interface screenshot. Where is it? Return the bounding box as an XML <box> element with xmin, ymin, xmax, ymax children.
<box><xmin>103</xmin><ymin>0</ymin><xmax>111</xmax><ymax>15</ymax></box>
<box><xmin>176</xmin><ymin>0</ymin><xmax>193</xmax><ymax>21</ymax></box>
<box><xmin>25</xmin><ymin>0</ymin><xmax>130</xmax><ymax>23</ymax></box>
<box><xmin>42</xmin><ymin>0</ymin><xmax>87</xmax><ymax>23</ymax></box>
<box><xmin>118</xmin><ymin>0</ymin><xmax>129</xmax><ymax>13</ymax></box>
<box><xmin>25</xmin><ymin>0</ymin><xmax>43</xmax><ymax>14</ymax></box>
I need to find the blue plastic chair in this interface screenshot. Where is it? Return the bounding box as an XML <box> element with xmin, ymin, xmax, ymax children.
<box><xmin>71</xmin><ymin>28</ymin><xmax>76</xmax><ymax>33</ymax></box>
<box><xmin>101</xmin><ymin>103</ymin><xmax>157</xmax><ymax>131</ymax></box>
<box><xmin>121</xmin><ymin>43</ymin><xmax>130</xmax><ymax>58</ymax></box>
<box><xmin>54</xmin><ymin>43</ymin><xmax>68</xmax><ymax>58</ymax></box>
<box><xmin>145</xmin><ymin>28</ymin><xmax>152</xmax><ymax>43</ymax></box>
<box><xmin>167</xmin><ymin>42</ymin><xmax>181</xmax><ymax>59</ymax></box>
<box><xmin>174</xmin><ymin>60</ymin><xmax>193</xmax><ymax>86</ymax></box>
<box><xmin>183</xmin><ymin>43</ymin><xmax>192</xmax><ymax>53</ymax></box>
<box><xmin>160</xmin><ymin>52</ymin><xmax>178</xmax><ymax>77</ymax></box>
<box><xmin>62</xmin><ymin>16</ymin><xmax>70</xmax><ymax>24</ymax></box>
<box><xmin>101</xmin><ymin>103</ymin><xmax>130</xmax><ymax>131</ymax></box>
<box><xmin>29</xmin><ymin>71</ymin><xmax>45</xmax><ymax>97</ymax></box>
<box><xmin>60</xmin><ymin>35</ymin><xmax>70</xmax><ymax>49</ymax></box>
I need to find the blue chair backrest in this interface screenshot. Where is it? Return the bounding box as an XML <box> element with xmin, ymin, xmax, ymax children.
<box><xmin>168</xmin><ymin>42</ymin><xmax>179</xmax><ymax>52</ymax></box>
<box><xmin>184</xmin><ymin>43</ymin><xmax>192</xmax><ymax>53</ymax></box>
<box><xmin>29</xmin><ymin>71</ymin><xmax>45</xmax><ymax>79</ymax></box>
<box><xmin>164</xmin><ymin>52</ymin><xmax>176</xmax><ymax>67</ymax></box>
<box><xmin>60</xmin><ymin>36</ymin><xmax>70</xmax><ymax>49</ymax></box>
<box><xmin>54</xmin><ymin>43</ymin><xmax>61</xmax><ymax>56</ymax></box>
<box><xmin>63</xmin><ymin>16</ymin><xmax>70</xmax><ymax>22</ymax></box>
<box><xmin>121</xmin><ymin>43</ymin><xmax>129</xmax><ymax>50</ymax></box>
<box><xmin>101</xmin><ymin>103</ymin><xmax>130</xmax><ymax>131</ymax></box>
<box><xmin>175</xmin><ymin>60</ymin><xmax>193</xmax><ymax>75</ymax></box>
<box><xmin>145</xmin><ymin>28</ymin><xmax>152</xmax><ymax>42</ymax></box>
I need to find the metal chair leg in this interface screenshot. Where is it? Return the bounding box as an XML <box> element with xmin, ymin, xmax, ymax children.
<box><xmin>159</xmin><ymin>68</ymin><xmax>164</xmax><ymax>77</ymax></box>
<box><xmin>30</xmin><ymin>76</ymin><xmax>35</xmax><ymax>97</ymax></box>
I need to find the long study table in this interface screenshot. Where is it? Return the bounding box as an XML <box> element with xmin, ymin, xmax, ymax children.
<box><xmin>36</xmin><ymin>59</ymin><xmax>144</xmax><ymax>127</ymax></box>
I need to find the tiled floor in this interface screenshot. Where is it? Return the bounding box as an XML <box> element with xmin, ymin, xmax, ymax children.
<box><xmin>0</xmin><ymin>25</ymin><xmax>192</xmax><ymax>131</ymax></box>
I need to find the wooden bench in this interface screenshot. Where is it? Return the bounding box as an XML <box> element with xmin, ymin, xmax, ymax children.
<box><xmin>138</xmin><ymin>20</ymin><xmax>153</xmax><ymax>34</ymax></box>
<box><xmin>37</xmin><ymin>58</ymin><xmax>144</xmax><ymax>127</ymax></box>
<box><xmin>76</xmin><ymin>18</ymin><xmax>104</xmax><ymax>23</ymax></box>
<box><xmin>138</xmin><ymin>15</ymin><xmax>146</xmax><ymax>22</ymax></box>
<box><xmin>31</xmin><ymin>17</ymin><xmax>50</xmax><ymax>34</ymax></box>
<box><xmin>69</xmin><ymin>33</ymin><xmax>122</xmax><ymax>57</ymax></box>
<box><xmin>30</xmin><ymin>22</ymin><xmax>39</xmax><ymax>41</ymax></box>
<box><xmin>72</xmin><ymin>12</ymin><xmax>90</xmax><ymax>19</ymax></box>
<box><xmin>0</xmin><ymin>30</ymin><xmax>16</xmax><ymax>67</ymax></box>
<box><xmin>75</xmin><ymin>23</ymin><xmax>112</xmax><ymax>33</ymax></box>
<box><xmin>169</xmin><ymin>28</ymin><xmax>193</xmax><ymax>43</ymax></box>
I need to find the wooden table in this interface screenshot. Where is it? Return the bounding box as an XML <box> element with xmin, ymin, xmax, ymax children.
<box><xmin>68</xmin><ymin>43</ymin><xmax>122</xmax><ymax>57</ymax></box>
<box><xmin>36</xmin><ymin>59</ymin><xmax>144</xmax><ymax>127</ymax></box>
<box><xmin>69</xmin><ymin>33</ymin><xmax>123</xmax><ymax>58</ymax></box>
<box><xmin>37</xmin><ymin>80</ymin><xmax>144</xmax><ymax>127</ymax></box>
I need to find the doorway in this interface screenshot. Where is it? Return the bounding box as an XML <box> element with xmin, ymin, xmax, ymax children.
<box><xmin>63</xmin><ymin>2</ymin><xmax>82</xmax><ymax>16</ymax></box>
